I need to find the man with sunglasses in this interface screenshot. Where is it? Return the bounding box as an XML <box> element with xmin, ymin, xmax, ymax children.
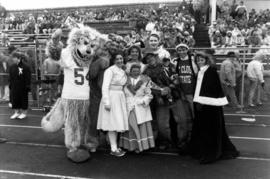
<box><xmin>174</xmin><ymin>43</ymin><xmax>197</xmax><ymax>154</ymax></box>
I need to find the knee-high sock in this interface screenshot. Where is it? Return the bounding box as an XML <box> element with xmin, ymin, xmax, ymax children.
<box><xmin>108</xmin><ymin>131</ymin><xmax>118</xmax><ymax>151</ymax></box>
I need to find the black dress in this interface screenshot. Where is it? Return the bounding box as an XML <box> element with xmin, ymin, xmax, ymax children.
<box><xmin>189</xmin><ymin>66</ymin><xmax>239</xmax><ymax>164</ymax></box>
<box><xmin>9</xmin><ymin>62</ymin><xmax>31</xmax><ymax>110</ymax></box>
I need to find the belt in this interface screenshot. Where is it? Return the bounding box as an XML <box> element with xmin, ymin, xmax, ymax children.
<box><xmin>109</xmin><ymin>85</ymin><xmax>123</xmax><ymax>91</ymax></box>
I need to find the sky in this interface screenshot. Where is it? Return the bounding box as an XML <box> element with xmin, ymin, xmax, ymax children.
<box><xmin>0</xmin><ymin>0</ymin><xmax>179</xmax><ymax>10</ymax></box>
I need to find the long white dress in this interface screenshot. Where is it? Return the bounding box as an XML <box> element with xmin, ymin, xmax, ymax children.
<box><xmin>97</xmin><ymin>65</ymin><xmax>128</xmax><ymax>131</ymax></box>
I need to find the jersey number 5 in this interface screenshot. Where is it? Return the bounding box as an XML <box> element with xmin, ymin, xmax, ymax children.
<box><xmin>74</xmin><ymin>68</ymin><xmax>85</xmax><ymax>85</ymax></box>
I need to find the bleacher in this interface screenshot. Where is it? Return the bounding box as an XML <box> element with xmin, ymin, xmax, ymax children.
<box><xmin>84</xmin><ymin>20</ymin><xmax>135</xmax><ymax>35</ymax></box>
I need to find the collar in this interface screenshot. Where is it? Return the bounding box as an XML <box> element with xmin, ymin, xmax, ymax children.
<box><xmin>199</xmin><ymin>65</ymin><xmax>209</xmax><ymax>72</ymax></box>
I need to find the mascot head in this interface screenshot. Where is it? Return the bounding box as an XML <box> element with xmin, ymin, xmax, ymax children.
<box><xmin>67</xmin><ymin>26</ymin><xmax>107</xmax><ymax>67</ymax></box>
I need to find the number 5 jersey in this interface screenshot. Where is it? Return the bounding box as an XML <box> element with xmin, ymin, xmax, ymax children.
<box><xmin>60</xmin><ymin>48</ymin><xmax>89</xmax><ymax>100</ymax></box>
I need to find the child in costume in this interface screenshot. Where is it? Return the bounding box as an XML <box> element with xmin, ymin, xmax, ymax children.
<box><xmin>119</xmin><ymin>64</ymin><xmax>155</xmax><ymax>153</ymax></box>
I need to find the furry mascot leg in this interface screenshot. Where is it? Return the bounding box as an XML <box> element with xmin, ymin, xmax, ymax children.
<box><xmin>62</xmin><ymin>99</ymin><xmax>90</xmax><ymax>163</ymax></box>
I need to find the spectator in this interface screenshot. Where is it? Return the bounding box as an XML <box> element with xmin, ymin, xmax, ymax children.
<box><xmin>263</xmin><ymin>30</ymin><xmax>270</xmax><ymax>45</ymax></box>
<box><xmin>189</xmin><ymin>50</ymin><xmax>239</xmax><ymax>164</ymax></box>
<box><xmin>9</xmin><ymin>52</ymin><xmax>31</xmax><ymax>119</ymax></box>
<box><xmin>225</xmin><ymin>31</ymin><xmax>235</xmax><ymax>47</ymax></box>
<box><xmin>235</xmin><ymin>0</ymin><xmax>248</xmax><ymax>21</ymax></box>
<box><xmin>0</xmin><ymin>52</ymin><xmax>9</xmax><ymax>102</ymax></box>
<box><xmin>212</xmin><ymin>30</ymin><xmax>224</xmax><ymax>47</ymax></box>
<box><xmin>219</xmin><ymin>51</ymin><xmax>241</xmax><ymax>108</ymax></box>
<box><xmin>248</xmin><ymin>30</ymin><xmax>262</xmax><ymax>52</ymax></box>
<box><xmin>235</xmin><ymin>32</ymin><xmax>246</xmax><ymax>46</ymax></box>
<box><xmin>208</xmin><ymin>21</ymin><xmax>219</xmax><ymax>40</ymax></box>
<box><xmin>183</xmin><ymin>31</ymin><xmax>196</xmax><ymax>47</ymax></box>
<box><xmin>247</xmin><ymin>51</ymin><xmax>266</xmax><ymax>107</ymax></box>
<box><xmin>43</xmin><ymin>56</ymin><xmax>61</xmax><ymax>103</ymax></box>
<box><xmin>219</xmin><ymin>0</ymin><xmax>231</xmax><ymax>19</ymax></box>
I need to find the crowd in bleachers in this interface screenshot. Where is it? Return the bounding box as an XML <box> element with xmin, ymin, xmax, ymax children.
<box><xmin>209</xmin><ymin>0</ymin><xmax>270</xmax><ymax>49</ymax></box>
<box><xmin>0</xmin><ymin>1</ymin><xmax>196</xmax><ymax>49</ymax></box>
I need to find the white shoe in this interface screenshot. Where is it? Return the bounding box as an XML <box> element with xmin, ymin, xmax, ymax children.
<box><xmin>10</xmin><ymin>113</ymin><xmax>20</xmax><ymax>119</ymax></box>
<box><xmin>8</xmin><ymin>103</ymin><xmax>12</xmax><ymax>108</ymax></box>
<box><xmin>18</xmin><ymin>113</ymin><xmax>27</xmax><ymax>119</ymax></box>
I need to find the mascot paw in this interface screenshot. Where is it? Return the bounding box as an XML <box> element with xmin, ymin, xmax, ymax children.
<box><xmin>67</xmin><ymin>149</ymin><xmax>90</xmax><ymax>163</ymax></box>
<box><xmin>41</xmin><ymin>98</ymin><xmax>65</xmax><ymax>132</ymax></box>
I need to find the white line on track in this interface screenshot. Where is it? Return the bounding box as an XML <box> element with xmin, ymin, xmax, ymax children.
<box><xmin>0</xmin><ymin>124</ymin><xmax>41</xmax><ymax>129</ymax></box>
<box><xmin>0</xmin><ymin>114</ymin><xmax>42</xmax><ymax>118</ymax></box>
<box><xmin>225</xmin><ymin>113</ymin><xmax>270</xmax><ymax>118</ymax></box>
<box><xmin>6</xmin><ymin>141</ymin><xmax>65</xmax><ymax>148</ymax></box>
<box><xmin>226</xmin><ymin>123</ymin><xmax>270</xmax><ymax>127</ymax></box>
<box><xmin>230</xmin><ymin>136</ymin><xmax>270</xmax><ymax>141</ymax></box>
<box><xmin>0</xmin><ymin>169</ymin><xmax>93</xmax><ymax>179</ymax></box>
<box><xmin>237</xmin><ymin>157</ymin><xmax>270</xmax><ymax>162</ymax></box>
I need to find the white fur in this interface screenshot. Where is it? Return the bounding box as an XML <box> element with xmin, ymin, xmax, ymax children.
<box><xmin>41</xmin><ymin>98</ymin><xmax>65</xmax><ymax>132</ymax></box>
<box><xmin>67</xmin><ymin>26</ymin><xmax>107</xmax><ymax>49</ymax></box>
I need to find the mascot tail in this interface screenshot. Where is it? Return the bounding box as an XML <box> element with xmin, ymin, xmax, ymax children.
<box><xmin>41</xmin><ymin>98</ymin><xmax>65</xmax><ymax>132</ymax></box>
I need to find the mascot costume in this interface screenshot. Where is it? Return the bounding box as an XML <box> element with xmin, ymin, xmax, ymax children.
<box><xmin>41</xmin><ymin>26</ymin><xmax>106</xmax><ymax>163</ymax></box>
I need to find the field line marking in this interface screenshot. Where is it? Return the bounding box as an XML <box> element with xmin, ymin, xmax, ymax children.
<box><xmin>0</xmin><ymin>169</ymin><xmax>93</xmax><ymax>179</ymax></box>
<box><xmin>237</xmin><ymin>157</ymin><xmax>270</xmax><ymax>162</ymax></box>
<box><xmin>0</xmin><ymin>114</ymin><xmax>42</xmax><ymax>118</ymax></box>
<box><xmin>230</xmin><ymin>136</ymin><xmax>270</xmax><ymax>141</ymax></box>
<box><xmin>0</xmin><ymin>124</ymin><xmax>41</xmax><ymax>129</ymax></box>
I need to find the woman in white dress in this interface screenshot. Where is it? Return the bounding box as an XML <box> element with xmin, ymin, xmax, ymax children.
<box><xmin>97</xmin><ymin>52</ymin><xmax>128</xmax><ymax>157</ymax></box>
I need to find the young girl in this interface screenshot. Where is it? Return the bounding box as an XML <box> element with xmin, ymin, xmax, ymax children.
<box><xmin>125</xmin><ymin>45</ymin><xmax>145</xmax><ymax>74</ymax></box>
<box><xmin>9</xmin><ymin>52</ymin><xmax>31</xmax><ymax>119</ymax></box>
<box><xmin>120</xmin><ymin>64</ymin><xmax>155</xmax><ymax>153</ymax></box>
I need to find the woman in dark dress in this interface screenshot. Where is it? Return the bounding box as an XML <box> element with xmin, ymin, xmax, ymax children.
<box><xmin>189</xmin><ymin>51</ymin><xmax>239</xmax><ymax>164</ymax></box>
<box><xmin>9</xmin><ymin>52</ymin><xmax>31</xmax><ymax>119</ymax></box>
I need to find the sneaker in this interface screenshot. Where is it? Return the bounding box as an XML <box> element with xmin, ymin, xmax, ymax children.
<box><xmin>8</xmin><ymin>103</ymin><xmax>12</xmax><ymax>108</ymax></box>
<box><xmin>248</xmin><ymin>103</ymin><xmax>255</xmax><ymax>107</ymax></box>
<box><xmin>10</xmin><ymin>113</ymin><xmax>20</xmax><ymax>119</ymax></box>
<box><xmin>18</xmin><ymin>113</ymin><xmax>27</xmax><ymax>119</ymax></box>
<box><xmin>257</xmin><ymin>102</ymin><xmax>263</xmax><ymax>106</ymax></box>
<box><xmin>110</xmin><ymin>148</ymin><xmax>126</xmax><ymax>157</ymax></box>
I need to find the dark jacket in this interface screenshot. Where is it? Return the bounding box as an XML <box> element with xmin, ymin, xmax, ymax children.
<box><xmin>9</xmin><ymin>62</ymin><xmax>31</xmax><ymax>109</ymax></box>
<box><xmin>143</xmin><ymin>63</ymin><xmax>181</xmax><ymax>105</ymax></box>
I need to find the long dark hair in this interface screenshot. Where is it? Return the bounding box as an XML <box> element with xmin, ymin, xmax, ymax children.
<box><xmin>194</xmin><ymin>50</ymin><xmax>216</xmax><ymax>67</ymax></box>
<box><xmin>127</xmin><ymin>45</ymin><xmax>142</xmax><ymax>61</ymax></box>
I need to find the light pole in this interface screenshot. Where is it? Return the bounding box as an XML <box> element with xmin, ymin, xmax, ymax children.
<box><xmin>210</xmin><ymin>0</ymin><xmax>217</xmax><ymax>25</ymax></box>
